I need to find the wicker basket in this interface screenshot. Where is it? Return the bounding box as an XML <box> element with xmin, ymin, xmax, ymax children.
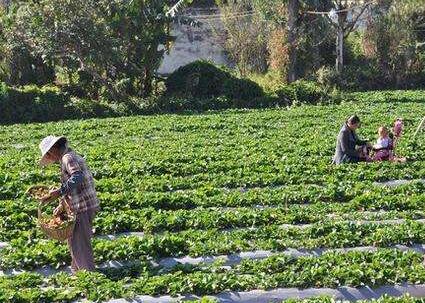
<box><xmin>27</xmin><ymin>185</ymin><xmax>76</xmax><ymax>242</ymax></box>
<box><xmin>38</xmin><ymin>200</ymin><xmax>76</xmax><ymax>242</ymax></box>
<box><xmin>26</xmin><ymin>185</ymin><xmax>51</xmax><ymax>200</ymax></box>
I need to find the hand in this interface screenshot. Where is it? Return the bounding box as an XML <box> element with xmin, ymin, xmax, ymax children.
<box><xmin>53</xmin><ymin>204</ymin><xmax>64</xmax><ymax>216</ymax></box>
<box><xmin>40</xmin><ymin>194</ymin><xmax>54</xmax><ymax>204</ymax></box>
<box><xmin>49</xmin><ymin>188</ymin><xmax>61</xmax><ymax>199</ymax></box>
<box><xmin>40</xmin><ymin>188</ymin><xmax>61</xmax><ymax>204</ymax></box>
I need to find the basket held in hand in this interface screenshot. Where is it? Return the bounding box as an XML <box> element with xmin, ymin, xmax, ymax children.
<box><xmin>27</xmin><ymin>185</ymin><xmax>76</xmax><ymax>242</ymax></box>
<box><xmin>38</xmin><ymin>200</ymin><xmax>76</xmax><ymax>242</ymax></box>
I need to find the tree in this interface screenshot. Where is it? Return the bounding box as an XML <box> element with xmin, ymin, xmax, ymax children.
<box><xmin>0</xmin><ymin>3</ymin><xmax>55</xmax><ymax>85</ymax></box>
<box><xmin>253</xmin><ymin>0</ymin><xmax>301</xmax><ymax>82</ymax></box>
<box><xmin>286</xmin><ymin>0</ymin><xmax>299</xmax><ymax>82</ymax></box>
<box><xmin>323</xmin><ymin>0</ymin><xmax>373</xmax><ymax>73</ymax></box>
<box><xmin>363</xmin><ymin>0</ymin><xmax>425</xmax><ymax>87</ymax></box>
<box><xmin>215</xmin><ymin>0</ymin><xmax>269</xmax><ymax>75</ymax></box>
<box><xmin>253</xmin><ymin>0</ymin><xmax>333</xmax><ymax>82</ymax></box>
<box><xmin>12</xmin><ymin>0</ymin><xmax>195</xmax><ymax>100</ymax></box>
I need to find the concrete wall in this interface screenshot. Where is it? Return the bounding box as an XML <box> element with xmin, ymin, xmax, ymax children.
<box><xmin>157</xmin><ymin>7</ymin><xmax>231</xmax><ymax>76</ymax></box>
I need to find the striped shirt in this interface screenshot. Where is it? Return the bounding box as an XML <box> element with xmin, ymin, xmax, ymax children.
<box><xmin>60</xmin><ymin>149</ymin><xmax>99</xmax><ymax>214</ymax></box>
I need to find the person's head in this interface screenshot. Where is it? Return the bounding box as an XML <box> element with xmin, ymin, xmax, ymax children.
<box><xmin>39</xmin><ymin>136</ymin><xmax>68</xmax><ymax>166</ymax></box>
<box><xmin>347</xmin><ymin>115</ymin><xmax>361</xmax><ymax>130</ymax></box>
<box><xmin>378</xmin><ymin>126</ymin><xmax>388</xmax><ymax>138</ymax></box>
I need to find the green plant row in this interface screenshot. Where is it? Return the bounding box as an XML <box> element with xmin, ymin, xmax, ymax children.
<box><xmin>1</xmin><ymin>181</ymin><xmax>423</xmax><ymax>242</ymax></box>
<box><xmin>4</xmin><ymin>220</ymin><xmax>425</xmax><ymax>270</ymax></box>
<box><xmin>2</xmin><ymin>155</ymin><xmax>424</xmax><ymax>200</ymax></box>
<box><xmin>0</xmin><ymin>83</ymin><xmax>132</xmax><ymax>125</ymax></box>
<box><xmin>2</xmin><ymin>190</ymin><xmax>425</xmax><ymax>242</ymax></box>
<box><xmin>95</xmin><ymin>181</ymin><xmax>424</xmax><ymax>211</ymax></box>
<box><xmin>1</xmin><ymin>249</ymin><xmax>425</xmax><ymax>302</ymax></box>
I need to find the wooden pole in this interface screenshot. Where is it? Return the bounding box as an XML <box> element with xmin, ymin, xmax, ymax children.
<box><xmin>414</xmin><ymin>117</ymin><xmax>425</xmax><ymax>138</ymax></box>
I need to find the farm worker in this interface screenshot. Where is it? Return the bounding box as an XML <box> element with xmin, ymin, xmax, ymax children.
<box><xmin>39</xmin><ymin>136</ymin><xmax>100</xmax><ymax>273</ymax></box>
<box><xmin>333</xmin><ymin>115</ymin><xmax>371</xmax><ymax>164</ymax></box>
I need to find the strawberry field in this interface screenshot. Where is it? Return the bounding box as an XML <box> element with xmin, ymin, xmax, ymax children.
<box><xmin>0</xmin><ymin>90</ymin><xmax>425</xmax><ymax>302</ymax></box>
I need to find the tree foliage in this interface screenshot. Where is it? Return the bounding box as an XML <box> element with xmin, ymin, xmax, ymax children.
<box><xmin>363</xmin><ymin>0</ymin><xmax>425</xmax><ymax>87</ymax></box>
<box><xmin>3</xmin><ymin>0</ymin><xmax>196</xmax><ymax>100</ymax></box>
<box><xmin>215</xmin><ymin>0</ymin><xmax>269</xmax><ymax>75</ymax></box>
<box><xmin>1</xmin><ymin>0</ymin><xmax>425</xmax><ymax>100</ymax></box>
<box><xmin>0</xmin><ymin>4</ymin><xmax>55</xmax><ymax>85</ymax></box>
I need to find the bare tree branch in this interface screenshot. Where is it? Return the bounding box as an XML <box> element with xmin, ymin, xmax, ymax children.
<box><xmin>343</xmin><ymin>3</ymin><xmax>370</xmax><ymax>33</ymax></box>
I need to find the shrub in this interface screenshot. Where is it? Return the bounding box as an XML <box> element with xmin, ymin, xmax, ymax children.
<box><xmin>275</xmin><ymin>80</ymin><xmax>336</xmax><ymax>106</ymax></box>
<box><xmin>315</xmin><ymin>66</ymin><xmax>338</xmax><ymax>88</ymax></box>
<box><xmin>165</xmin><ymin>61</ymin><xmax>230</xmax><ymax>98</ymax></box>
<box><xmin>246</xmin><ymin>71</ymin><xmax>285</xmax><ymax>96</ymax></box>
<box><xmin>314</xmin><ymin>65</ymin><xmax>385</xmax><ymax>91</ymax></box>
<box><xmin>222</xmin><ymin>77</ymin><xmax>264</xmax><ymax>101</ymax></box>
<box><xmin>0</xmin><ymin>84</ymin><xmax>69</xmax><ymax>124</ymax></box>
<box><xmin>0</xmin><ymin>82</ymin><xmax>128</xmax><ymax>124</ymax></box>
<box><xmin>216</xmin><ymin>1</ymin><xmax>269</xmax><ymax>75</ymax></box>
<box><xmin>165</xmin><ymin>60</ymin><xmax>264</xmax><ymax>101</ymax></box>
<box><xmin>66</xmin><ymin>98</ymin><xmax>113</xmax><ymax>119</ymax></box>
<box><xmin>155</xmin><ymin>95</ymin><xmax>234</xmax><ymax>112</ymax></box>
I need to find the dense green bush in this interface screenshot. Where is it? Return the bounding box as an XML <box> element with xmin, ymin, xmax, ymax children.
<box><xmin>155</xmin><ymin>94</ymin><xmax>280</xmax><ymax>112</ymax></box>
<box><xmin>0</xmin><ymin>83</ymin><xmax>423</xmax><ymax>129</ymax></box>
<box><xmin>67</xmin><ymin>98</ymin><xmax>114</xmax><ymax>119</ymax></box>
<box><xmin>0</xmin><ymin>74</ymin><xmax>357</xmax><ymax>125</ymax></box>
<box><xmin>165</xmin><ymin>60</ymin><xmax>264</xmax><ymax>101</ymax></box>
<box><xmin>156</xmin><ymin>95</ymin><xmax>239</xmax><ymax>112</ymax></box>
<box><xmin>165</xmin><ymin>61</ymin><xmax>228</xmax><ymax>98</ymax></box>
<box><xmin>0</xmin><ymin>84</ymin><xmax>68</xmax><ymax>124</ymax></box>
<box><xmin>0</xmin><ymin>83</ymin><xmax>125</xmax><ymax>124</ymax></box>
<box><xmin>315</xmin><ymin>65</ymin><xmax>386</xmax><ymax>91</ymax></box>
<box><xmin>349</xmin><ymin>90</ymin><xmax>425</xmax><ymax>104</ymax></box>
<box><xmin>315</xmin><ymin>63</ymin><xmax>425</xmax><ymax>92</ymax></box>
<box><xmin>275</xmin><ymin>80</ymin><xmax>338</xmax><ymax>106</ymax></box>
<box><xmin>222</xmin><ymin>76</ymin><xmax>264</xmax><ymax>101</ymax></box>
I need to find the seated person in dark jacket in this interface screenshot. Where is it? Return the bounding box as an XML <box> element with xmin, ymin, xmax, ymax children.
<box><xmin>333</xmin><ymin>115</ymin><xmax>371</xmax><ymax>164</ymax></box>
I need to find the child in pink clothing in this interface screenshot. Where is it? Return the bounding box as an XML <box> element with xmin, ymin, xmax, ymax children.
<box><xmin>393</xmin><ymin>118</ymin><xmax>404</xmax><ymax>138</ymax></box>
<box><xmin>372</xmin><ymin>126</ymin><xmax>394</xmax><ymax>161</ymax></box>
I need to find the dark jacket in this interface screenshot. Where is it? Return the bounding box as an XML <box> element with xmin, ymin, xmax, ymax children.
<box><xmin>333</xmin><ymin>124</ymin><xmax>367</xmax><ymax>164</ymax></box>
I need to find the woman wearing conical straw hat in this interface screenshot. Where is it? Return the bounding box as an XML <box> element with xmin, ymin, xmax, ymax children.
<box><xmin>39</xmin><ymin>136</ymin><xmax>100</xmax><ymax>274</ymax></box>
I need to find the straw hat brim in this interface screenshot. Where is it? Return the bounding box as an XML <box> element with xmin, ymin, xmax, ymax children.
<box><xmin>39</xmin><ymin>136</ymin><xmax>66</xmax><ymax>166</ymax></box>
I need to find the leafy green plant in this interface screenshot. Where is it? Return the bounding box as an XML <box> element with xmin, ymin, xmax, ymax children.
<box><xmin>275</xmin><ymin>80</ymin><xmax>338</xmax><ymax>106</ymax></box>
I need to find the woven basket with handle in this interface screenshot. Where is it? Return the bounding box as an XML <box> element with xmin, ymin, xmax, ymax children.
<box><xmin>27</xmin><ymin>185</ymin><xmax>76</xmax><ymax>242</ymax></box>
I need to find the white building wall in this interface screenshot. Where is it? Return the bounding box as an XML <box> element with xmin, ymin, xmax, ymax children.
<box><xmin>157</xmin><ymin>7</ymin><xmax>230</xmax><ymax>75</ymax></box>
